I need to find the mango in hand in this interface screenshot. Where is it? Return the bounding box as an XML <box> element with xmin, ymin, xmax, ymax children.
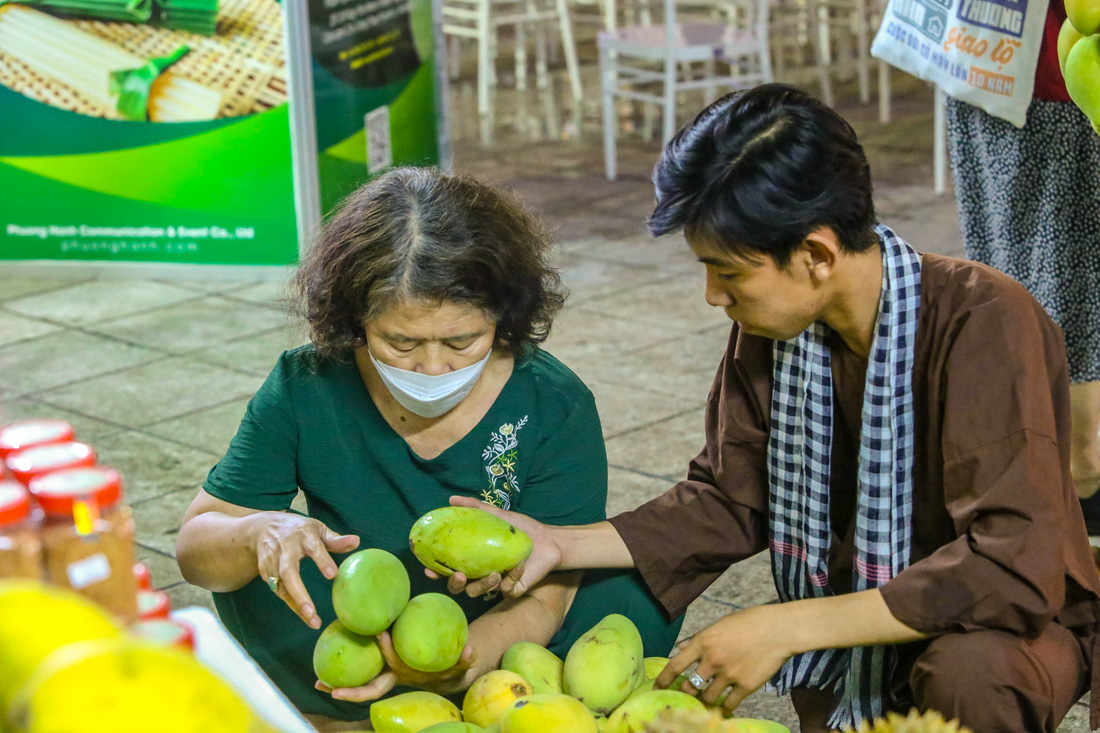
<box><xmin>391</xmin><ymin>593</ymin><xmax>469</xmax><ymax>672</ymax></box>
<box><xmin>312</xmin><ymin>620</ymin><xmax>383</xmax><ymax>689</ymax></box>
<box><xmin>410</xmin><ymin>506</ymin><xmax>532</xmax><ymax>579</ymax></box>
<box><xmin>332</xmin><ymin>549</ymin><xmax>410</xmax><ymax>636</ymax></box>
<box><xmin>1067</xmin><ymin>0</ymin><xmax>1100</xmax><ymax>35</ymax></box>
<box><xmin>1065</xmin><ymin>34</ymin><xmax>1100</xmax><ymax>134</ymax></box>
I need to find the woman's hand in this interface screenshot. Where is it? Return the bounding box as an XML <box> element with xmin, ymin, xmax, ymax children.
<box><xmin>656</xmin><ymin>605</ymin><xmax>794</xmax><ymax>715</ymax></box>
<box><xmin>254</xmin><ymin>513</ymin><xmax>360</xmax><ymax>629</ymax></box>
<box><xmin>425</xmin><ymin>496</ymin><xmax>564</xmax><ymax>599</ymax></box>
<box><xmin>315</xmin><ymin>630</ymin><xmax>478</xmax><ymax>701</ymax></box>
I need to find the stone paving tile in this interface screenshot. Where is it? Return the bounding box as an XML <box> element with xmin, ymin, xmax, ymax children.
<box><xmin>94</xmin><ymin>429</ymin><xmax>217</xmax><ymax>504</ymax></box>
<box><xmin>583</xmin><ymin>379</ymin><xmax>705</xmax><ymax>439</ymax></box>
<box><xmin>162</xmin><ymin>579</ymin><xmax>216</xmax><ymax>612</ymax></box>
<box><xmin>605</xmin><ymin>466</ymin><xmax>674</xmax><ymax>518</ymax></box>
<box><xmin>3</xmin><ymin>279</ymin><xmax>200</xmax><ymax>326</ymax></box>
<box><xmin>134</xmin><ymin>486</ymin><xmax>200</xmax><ymax>556</ymax></box>
<box><xmin>145</xmin><ymin>397</ymin><xmax>251</xmax><ymax>455</ymax></box>
<box><xmin>0</xmin><ymin>330</ymin><xmax>164</xmax><ymax>395</ymax></box>
<box><xmin>38</xmin><ymin>356</ymin><xmax>262</xmax><ymax>428</ymax></box>
<box><xmin>0</xmin><ymin>277</ymin><xmax>96</xmax><ymax>303</ymax></box>
<box><xmin>543</xmin><ymin>305</ymin><xmax>674</xmax><ymax>364</ymax></box>
<box><xmin>221</xmin><ymin>278</ymin><xmax>295</xmax><ymax>308</ymax></box>
<box><xmin>0</xmin><ymin>308</ymin><xmax>63</xmax><ymax>347</ymax></box>
<box><xmin>583</xmin><ymin>272</ymin><xmax>731</xmax><ymax>333</ymax></box>
<box><xmin>0</xmin><ymin>396</ymin><xmax>125</xmax><ymax>442</ymax></box>
<box><xmin>193</xmin><ymin>325</ymin><xmax>308</xmax><ymax>378</ymax></box>
<box><xmin>605</xmin><ymin>408</ymin><xmax>706</xmax><ymax>482</ymax></box>
<box><xmin>135</xmin><ymin>545</ymin><xmax>186</xmax><ymax>589</ymax></box>
<box><xmin>90</xmin><ymin>297</ymin><xmax>291</xmax><ymax>353</ymax></box>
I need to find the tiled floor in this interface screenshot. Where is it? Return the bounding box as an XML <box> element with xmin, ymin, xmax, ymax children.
<box><xmin>0</xmin><ymin>71</ymin><xmax>1091</xmax><ymax>730</ymax></box>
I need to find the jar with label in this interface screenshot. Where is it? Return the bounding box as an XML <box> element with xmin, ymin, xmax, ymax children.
<box><xmin>137</xmin><ymin>589</ymin><xmax>171</xmax><ymax>621</ymax></box>
<box><xmin>29</xmin><ymin>467</ymin><xmax>138</xmax><ymax>621</ymax></box>
<box><xmin>0</xmin><ymin>420</ymin><xmax>75</xmax><ymax>479</ymax></box>
<box><xmin>7</xmin><ymin>442</ymin><xmax>97</xmax><ymax>487</ymax></box>
<box><xmin>0</xmin><ymin>480</ymin><xmax>43</xmax><ymax>580</ymax></box>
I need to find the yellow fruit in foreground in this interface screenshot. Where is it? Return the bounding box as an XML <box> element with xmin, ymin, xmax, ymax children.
<box><xmin>1065</xmin><ymin>33</ymin><xmax>1100</xmax><ymax>134</ymax></box>
<box><xmin>501</xmin><ymin>642</ymin><xmax>564</xmax><ymax>694</ymax></box>
<box><xmin>500</xmin><ymin>693</ymin><xmax>599</xmax><ymax>733</ymax></box>
<box><xmin>605</xmin><ymin>690</ymin><xmax>706</xmax><ymax>733</ymax></box>
<box><xmin>463</xmin><ymin>670</ymin><xmax>533</xmax><ymax>727</ymax></box>
<box><xmin>0</xmin><ymin>581</ymin><xmax>124</xmax><ymax>714</ymax></box>
<box><xmin>370</xmin><ymin>691</ymin><xmax>462</xmax><ymax>733</ymax></box>
<box><xmin>643</xmin><ymin>657</ymin><xmax>669</xmax><ymax>679</ymax></box>
<box><xmin>1058</xmin><ymin>17</ymin><xmax>1086</xmax><ymax>74</ymax></box>
<box><xmin>1067</xmin><ymin>0</ymin><xmax>1100</xmax><ymax>35</ymax></box>
<box><xmin>7</xmin><ymin>638</ymin><xmax>256</xmax><ymax>733</ymax></box>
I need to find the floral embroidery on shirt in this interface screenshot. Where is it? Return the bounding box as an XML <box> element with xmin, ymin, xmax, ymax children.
<box><xmin>481</xmin><ymin>416</ymin><xmax>528</xmax><ymax>509</ymax></box>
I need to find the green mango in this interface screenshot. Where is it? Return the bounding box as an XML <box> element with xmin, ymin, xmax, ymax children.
<box><xmin>420</xmin><ymin>724</ymin><xmax>483</xmax><ymax>733</ymax></box>
<box><xmin>1065</xmin><ymin>34</ymin><xmax>1100</xmax><ymax>134</ymax></box>
<box><xmin>1058</xmin><ymin>17</ymin><xmax>1086</xmax><ymax>75</ymax></box>
<box><xmin>501</xmin><ymin>642</ymin><xmax>564</xmax><ymax>694</ymax></box>
<box><xmin>643</xmin><ymin>657</ymin><xmax>669</xmax><ymax>680</ymax></box>
<box><xmin>626</xmin><ymin>678</ymin><xmax>655</xmax><ymax>700</ymax></box>
<box><xmin>1067</xmin><ymin>0</ymin><xmax>1100</xmax><ymax>35</ymax></box>
<box><xmin>410</xmin><ymin>506</ymin><xmax>533</xmax><ymax>579</ymax></box>
<box><xmin>369</xmin><ymin>691</ymin><xmax>462</xmax><ymax>732</ymax></box>
<box><xmin>332</xmin><ymin>548</ymin><xmax>411</xmax><ymax>636</ymax></box>
<box><xmin>499</xmin><ymin>693</ymin><xmax>599</xmax><ymax>732</ymax></box>
<box><xmin>726</xmin><ymin>720</ymin><xmax>790</xmax><ymax>733</ymax></box>
<box><xmin>392</xmin><ymin>593</ymin><xmax>469</xmax><ymax>672</ymax></box>
<box><xmin>312</xmin><ymin>620</ymin><xmax>383</xmax><ymax>689</ymax></box>
<box><xmin>562</xmin><ymin>614</ymin><xmax>645</xmax><ymax>715</ymax></box>
<box><xmin>482</xmin><ymin>725</ymin><xmax>501</xmax><ymax>733</ymax></box>
<box><xmin>604</xmin><ymin>689</ymin><xmax>706</xmax><ymax>733</ymax></box>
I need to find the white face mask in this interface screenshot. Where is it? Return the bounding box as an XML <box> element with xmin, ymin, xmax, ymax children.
<box><xmin>368</xmin><ymin>348</ymin><xmax>493</xmax><ymax>418</ymax></box>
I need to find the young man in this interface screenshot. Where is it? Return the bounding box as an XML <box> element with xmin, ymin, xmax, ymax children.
<box><xmin>449</xmin><ymin>84</ymin><xmax>1100</xmax><ymax>732</ymax></box>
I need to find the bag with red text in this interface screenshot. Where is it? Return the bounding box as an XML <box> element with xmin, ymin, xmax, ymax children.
<box><xmin>870</xmin><ymin>0</ymin><xmax>1050</xmax><ymax>127</ymax></box>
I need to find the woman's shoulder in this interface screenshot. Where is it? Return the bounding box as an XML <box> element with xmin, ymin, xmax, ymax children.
<box><xmin>511</xmin><ymin>348</ymin><xmax>596</xmax><ymax>408</ymax></box>
<box><xmin>264</xmin><ymin>344</ymin><xmax>359</xmax><ymax>393</ymax></box>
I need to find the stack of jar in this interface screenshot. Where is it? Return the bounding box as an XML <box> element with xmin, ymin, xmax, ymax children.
<box><xmin>0</xmin><ymin>419</ymin><xmax>193</xmax><ymax>651</ymax></box>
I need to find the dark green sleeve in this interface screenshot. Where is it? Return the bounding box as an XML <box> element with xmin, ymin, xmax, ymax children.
<box><xmin>516</xmin><ymin>391</ymin><xmax>608</xmax><ymax>526</ymax></box>
<box><xmin>203</xmin><ymin>353</ymin><xmax>299</xmax><ymax>511</ymax></box>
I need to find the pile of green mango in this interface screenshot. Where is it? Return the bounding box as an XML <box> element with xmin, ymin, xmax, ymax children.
<box><xmin>1060</xmin><ymin>0</ymin><xmax>1100</xmax><ymax>133</ymax></box>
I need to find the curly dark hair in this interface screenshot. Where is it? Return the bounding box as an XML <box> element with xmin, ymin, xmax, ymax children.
<box><xmin>294</xmin><ymin>167</ymin><xmax>566</xmax><ymax>358</ymax></box>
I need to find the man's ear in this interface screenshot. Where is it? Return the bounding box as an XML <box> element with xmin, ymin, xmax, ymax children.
<box><xmin>799</xmin><ymin>226</ymin><xmax>842</xmax><ymax>283</ymax></box>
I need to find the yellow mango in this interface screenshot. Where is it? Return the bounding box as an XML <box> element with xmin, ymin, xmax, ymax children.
<box><xmin>500</xmin><ymin>642</ymin><xmax>564</xmax><ymax>694</ymax></box>
<box><xmin>312</xmin><ymin>620</ymin><xmax>383</xmax><ymax>689</ymax></box>
<box><xmin>463</xmin><ymin>670</ymin><xmax>533</xmax><ymax>727</ymax></box>
<box><xmin>1058</xmin><ymin>17</ymin><xmax>1086</xmax><ymax>75</ymax></box>
<box><xmin>8</xmin><ymin>638</ymin><xmax>257</xmax><ymax>733</ymax></box>
<box><xmin>605</xmin><ymin>690</ymin><xmax>706</xmax><ymax>733</ymax></box>
<box><xmin>1065</xmin><ymin>33</ymin><xmax>1100</xmax><ymax>134</ymax></box>
<box><xmin>499</xmin><ymin>693</ymin><xmax>599</xmax><ymax>733</ymax></box>
<box><xmin>410</xmin><ymin>506</ymin><xmax>533</xmax><ymax>578</ymax></box>
<box><xmin>1067</xmin><ymin>0</ymin><xmax>1100</xmax><ymax>35</ymax></box>
<box><xmin>0</xmin><ymin>581</ymin><xmax>124</xmax><ymax>715</ymax></box>
<box><xmin>332</xmin><ymin>549</ymin><xmax>411</xmax><ymax>636</ymax></box>
<box><xmin>563</xmin><ymin>614</ymin><xmax>646</xmax><ymax>714</ymax></box>
<box><xmin>369</xmin><ymin>691</ymin><xmax>462</xmax><ymax>732</ymax></box>
<box><xmin>420</xmin><ymin>724</ymin><xmax>483</xmax><ymax>733</ymax></box>
<box><xmin>644</xmin><ymin>657</ymin><xmax>669</xmax><ymax>680</ymax></box>
<box><xmin>725</xmin><ymin>720</ymin><xmax>791</xmax><ymax>733</ymax></box>
<box><xmin>392</xmin><ymin>593</ymin><xmax>468</xmax><ymax>672</ymax></box>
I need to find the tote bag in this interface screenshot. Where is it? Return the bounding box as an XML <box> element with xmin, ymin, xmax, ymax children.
<box><xmin>871</xmin><ymin>0</ymin><xmax>1050</xmax><ymax>127</ymax></box>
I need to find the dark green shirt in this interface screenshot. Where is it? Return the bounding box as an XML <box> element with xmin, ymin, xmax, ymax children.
<box><xmin>205</xmin><ymin>345</ymin><xmax>609</xmax><ymax>718</ymax></box>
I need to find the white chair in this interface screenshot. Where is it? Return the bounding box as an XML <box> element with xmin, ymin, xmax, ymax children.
<box><xmin>598</xmin><ymin>0</ymin><xmax>773</xmax><ymax>179</ymax></box>
<box><xmin>443</xmin><ymin>0</ymin><xmax>584</xmax><ymax>144</ymax></box>
<box><xmin>812</xmin><ymin>0</ymin><xmax>892</xmax><ymax>122</ymax></box>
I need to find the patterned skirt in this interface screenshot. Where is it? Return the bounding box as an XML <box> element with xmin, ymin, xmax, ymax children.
<box><xmin>946</xmin><ymin>97</ymin><xmax>1100</xmax><ymax>383</ymax></box>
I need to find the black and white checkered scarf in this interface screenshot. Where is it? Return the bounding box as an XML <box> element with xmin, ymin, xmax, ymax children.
<box><xmin>767</xmin><ymin>224</ymin><xmax>921</xmax><ymax>729</ymax></box>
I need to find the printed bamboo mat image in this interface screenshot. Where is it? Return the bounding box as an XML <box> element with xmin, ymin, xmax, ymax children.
<box><xmin>0</xmin><ymin>0</ymin><xmax>286</xmax><ymax>121</ymax></box>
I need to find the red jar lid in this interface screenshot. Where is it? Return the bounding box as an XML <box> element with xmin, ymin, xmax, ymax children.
<box><xmin>28</xmin><ymin>467</ymin><xmax>122</xmax><ymax>517</ymax></box>
<box><xmin>130</xmin><ymin>619</ymin><xmax>195</xmax><ymax>652</ymax></box>
<box><xmin>133</xmin><ymin>563</ymin><xmax>153</xmax><ymax>591</ymax></box>
<box><xmin>7</xmin><ymin>442</ymin><xmax>96</xmax><ymax>486</ymax></box>
<box><xmin>0</xmin><ymin>481</ymin><xmax>31</xmax><ymax>526</ymax></box>
<box><xmin>0</xmin><ymin>420</ymin><xmax>75</xmax><ymax>459</ymax></box>
<box><xmin>137</xmin><ymin>590</ymin><xmax>171</xmax><ymax>620</ymax></box>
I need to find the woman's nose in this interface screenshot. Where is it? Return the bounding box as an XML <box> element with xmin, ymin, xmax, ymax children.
<box><xmin>414</xmin><ymin>346</ymin><xmax>454</xmax><ymax>375</ymax></box>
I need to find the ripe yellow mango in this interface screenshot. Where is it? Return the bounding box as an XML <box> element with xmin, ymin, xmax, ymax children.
<box><xmin>312</xmin><ymin>620</ymin><xmax>383</xmax><ymax>689</ymax></box>
<box><xmin>563</xmin><ymin>614</ymin><xmax>645</xmax><ymax>715</ymax></box>
<box><xmin>369</xmin><ymin>691</ymin><xmax>462</xmax><ymax>732</ymax></box>
<box><xmin>1065</xmin><ymin>34</ymin><xmax>1100</xmax><ymax>134</ymax></box>
<box><xmin>8</xmin><ymin>638</ymin><xmax>257</xmax><ymax>733</ymax></box>
<box><xmin>499</xmin><ymin>693</ymin><xmax>599</xmax><ymax>733</ymax></box>
<box><xmin>605</xmin><ymin>689</ymin><xmax>706</xmax><ymax>733</ymax></box>
<box><xmin>1067</xmin><ymin>0</ymin><xmax>1100</xmax><ymax>35</ymax></box>
<box><xmin>725</xmin><ymin>720</ymin><xmax>790</xmax><ymax>732</ymax></box>
<box><xmin>410</xmin><ymin>506</ymin><xmax>533</xmax><ymax>578</ymax></box>
<box><xmin>332</xmin><ymin>549</ymin><xmax>411</xmax><ymax>636</ymax></box>
<box><xmin>463</xmin><ymin>670</ymin><xmax>533</xmax><ymax>727</ymax></box>
<box><xmin>500</xmin><ymin>642</ymin><xmax>564</xmax><ymax>694</ymax></box>
<box><xmin>626</xmin><ymin>678</ymin><xmax>656</xmax><ymax>700</ymax></box>
<box><xmin>0</xmin><ymin>581</ymin><xmax>124</xmax><ymax>715</ymax></box>
<box><xmin>420</xmin><ymin>724</ymin><xmax>484</xmax><ymax>733</ymax></box>
<box><xmin>643</xmin><ymin>657</ymin><xmax>669</xmax><ymax>680</ymax></box>
<box><xmin>392</xmin><ymin>593</ymin><xmax>469</xmax><ymax>672</ymax></box>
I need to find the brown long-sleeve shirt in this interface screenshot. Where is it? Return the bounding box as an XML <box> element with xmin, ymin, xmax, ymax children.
<box><xmin>610</xmin><ymin>253</ymin><xmax>1100</xmax><ymax>645</ymax></box>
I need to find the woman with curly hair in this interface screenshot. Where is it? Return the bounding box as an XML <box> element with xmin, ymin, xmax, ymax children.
<box><xmin>175</xmin><ymin>168</ymin><xmax>681</xmax><ymax>730</ymax></box>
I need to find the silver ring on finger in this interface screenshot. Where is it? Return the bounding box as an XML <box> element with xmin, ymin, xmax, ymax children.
<box><xmin>687</xmin><ymin>672</ymin><xmax>709</xmax><ymax>691</ymax></box>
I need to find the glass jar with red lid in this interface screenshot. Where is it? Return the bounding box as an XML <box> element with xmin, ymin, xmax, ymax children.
<box><xmin>130</xmin><ymin>618</ymin><xmax>195</xmax><ymax>652</ymax></box>
<box><xmin>137</xmin><ymin>589</ymin><xmax>171</xmax><ymax>621</ymax></box>
<box><xmin>0</xmin><ymin>480</ymin><xmax>42</xmax><ymax>580</ymax></box>
<box><xmin>0</xmin><ymin>420</ymin><xmax>75</xmax><ymax>479</ymax></box>
<box><xmin>6</xmin><ymin>442</ymin><xmax>96</xmax><ymax>487</ymax></box>
<box><xmin>29</xmin><ymin>466</ymin><xmax>137</xmax><ymax>621</ymax></box>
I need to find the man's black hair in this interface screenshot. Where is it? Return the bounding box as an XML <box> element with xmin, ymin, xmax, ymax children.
<box><xmin>649</xmin><ymin>83</ymin><xmax>878</xmax><ymax>266</ymax></box>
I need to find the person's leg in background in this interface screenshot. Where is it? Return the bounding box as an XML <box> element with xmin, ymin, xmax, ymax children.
<box><xmin>1072</xmin><ymin>381</ymin><xmax>1100</xmax><ymax>536</ymax></box>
